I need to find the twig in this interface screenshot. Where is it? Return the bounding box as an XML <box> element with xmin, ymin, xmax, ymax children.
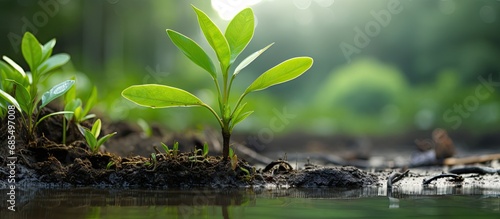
<box><xmin>444</xmin><ymin>154</ymin><xmax>500</xmax><ymax>166</ymax></box>
<box><xmin>449</xmin><ymin>166</ymin><xmax>500</xmax><ymax>175</ymax></box>
<box><xmin>423</xmin><ymin>173</ymin><xmax>463</xmax><ymax>185</ymax></box>
<box><xmin>387</xmin><ymin>169</ymin><xmax>410</xmax><ymax>188</ymax></box>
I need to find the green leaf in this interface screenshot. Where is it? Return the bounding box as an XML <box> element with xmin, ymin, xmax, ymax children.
<box><xmin>40</xmin><ymin>80</ymin><xmax>75</xmax><ymax>109</ymax></box>
<box><xmin>81</xmin><ymin>113</ymin><xmax>96</xmax><ymax>121</ymax></box>
<box><xmin>0</xmin><ymin>61</ymin><xmax>15</xmax><ymax>86</ymax></box>
<box><xmin>173</xmin><ymin>142</ymin><xmax>179</xmax><ymax>151</ymax></box>
<box><xmin>166</xmin><ymin>30</ymin><xmax>217</xmax><ymax>79</ymax></box>
<box><xmin>192</xmin><ymin>5</ymin><xmax>231</xmax><ymax>72</ymax></box>
<box><xmin>37</xmin><ymin>53</ymin><xmax>70</xmax><ymax>76</ymax></box>
<box><xmin>0</xmin><ymin>89</ymin><xmax>21</xmax><ymax>113</ymax></box>
<box><xmin>35</xmin><ymin>111</ymin><xmax>74</xmax><ymax>128</ymax></box>
<box><xmin>122</xmin><ymin>84</ymin><xmax>205</xmax><ymax>108</ymax></box>
<box><xmin>245</xmin><ymin>57</ymin><xmax>313</xmax><ymax>94</ymax></box>
<box><xmin>73</xmin><ymin>106</ymin><xmax>82</xmax><ymax>121</ymax></box>
<box><xmin>22</xmin><ymin>32</ymin><xmax>42</xmax><ymax>72</ymax></box>
<box><xmin>202</xmin><ymin>143</ymin><xmax>209</xmax><ymax>157</ymax></box>
<box><xmin>84</xmin><ymin>128</ymin><xmax>98</xmax><ymax>149</ymax></box>
<box><xmin>231</xmin><ymin>102</ymin><xmax>253</xmax><ymax>129</ymax></box>
<box><xmin>64</xmin><ymin>99</ymin><xmax>81</xmax><ymax>120</ymax></box>
<box><xmin>82</xmin><ymin>86</ymin><xmax>97</xmax><ymax>116</ymax></box>
<box><xmin>92</xmin><ymin>119</ymin><xmax>102</xmax><ymax>138</ymax></box>
<box><xmin>234</xmin><ymin>43</ymin><xmax>273</xmax><ymax>76</ymax></box>
<box><xmin>2</xmin><ymin>56</ymin><xmax>27</xmax><ymax>79</ymax></box>
<box><xmin>161</xmin><ymin>142</ymin><xmax>170</xmax><ymax>153</ymax></box>
<box><xmin>15</xmin><ymin>85</ymin><xmax>31</xmax><ymax>114</ymax></box>
<box><xmin>232</xmin><ymin>111</ymin><xmax>253</xmax><ymax>130</ymax></box>
<box><xmin>41</xmin><ymin>39</ymin><xmax>56</xmax><ymax>63</ymax></box>
<box><xmin>225</xmin><ymin>8</ymin><xmax>254</xmax><ymax>63</ymax></box>
<box><xmin>232</xmin><ymin>102</ymin><xmax>247</xmax><ymax>120</ymax></box>
<box><xmin>64</xmin><ymin>76</ymin><xmax>77</xmax><ymax>104</ymax></box>
<box><xmin>97</xmin><ymin>132</ymin><xmax>116</xmax><ymax>147</ymax></box>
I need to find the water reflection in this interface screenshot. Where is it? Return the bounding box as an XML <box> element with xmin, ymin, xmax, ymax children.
<box><xmin>1</xmin><ymin>187</ymin><xmax>499</xmax><ymax>219</ymax></box>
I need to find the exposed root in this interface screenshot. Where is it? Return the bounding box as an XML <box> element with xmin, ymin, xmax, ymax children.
<box><xmin>387</xmin><ymin>169</ymin><xmax>410</xmax><ymax>188</ymax></box>
<box><xmin>449</xmin><ymin>166</ymin><xmax>500</xmax><ymax>175</ymax></box>
<box><xmin>423</xmin><ymin>173</ymin><xmax>464</xmax><ymax>185</ymax></box>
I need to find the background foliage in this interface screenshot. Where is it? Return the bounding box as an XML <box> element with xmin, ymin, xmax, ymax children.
<box><xmin>1</xmin><ymin>0</ymin><xmax>499</xmax><ymax>138</ymax></box>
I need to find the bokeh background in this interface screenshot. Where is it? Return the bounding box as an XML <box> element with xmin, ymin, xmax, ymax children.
<box><xmin>1</xmin><ymin>0</ymin><xmax>499</xmax><ymax>151</ymax></box>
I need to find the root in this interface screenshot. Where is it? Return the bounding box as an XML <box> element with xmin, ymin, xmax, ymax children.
<box><xmin>423</xmin><ymin>173</ymin><xmax>463</xmax><ymax>185</ymax></box>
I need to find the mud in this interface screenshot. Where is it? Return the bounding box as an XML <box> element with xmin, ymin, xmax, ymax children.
<box><xmin>1</xmin><ymin>110</ymin><xmax>499</xmax><ymax>190</ymax></box>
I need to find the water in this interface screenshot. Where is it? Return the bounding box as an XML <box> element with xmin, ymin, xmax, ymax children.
<box><xmin>1</xmin><ymin>187</ymin><xmax>499</xmax><ymax>219</ymax></box>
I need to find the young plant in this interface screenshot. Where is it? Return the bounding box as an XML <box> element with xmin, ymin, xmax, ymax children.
<box><xmin>122</xmin><ymin>6</ymin><xmax>313</xmax><ymax>160</ymax></box>
<box><xmin>62</xmin><ymin>82</ymin><xmax>97</xmax><ymax>144</ymax></box>
<box><xmin>0</xmin><ymin>32</ymin><xmax>74</xmax><ymax>138</ymax></box>
<box><xmin>160</xmin><ymin>141</ymin><xmax>179</xmax><ymax>158</ymax></box>
<box><xmin>106</xmin><ymin>161</ymin><xmax>115</xmax><ymax>170</ymax></box>
<box><xmin>172</xmin><ymin>141</ymin><xmax>179</xmax><ymax>157</ymax></box>
<box><xmin>202</xmin><ymin>142</ymin><xmax>209</xmax><ymax>158</ymax></box>
<box><xmin>81</xmin><ymin>119</ymin><xmax>117</xmax><ymax>154</ymax></box>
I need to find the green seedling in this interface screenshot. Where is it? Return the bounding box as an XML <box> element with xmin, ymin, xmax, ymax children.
<box><xmin>81</xmin><ymin>119</ymin><xmax>117</xmax><ymax>154</ymax></box>
<box><xmin>145</xmin><ymin>153</ymin><xmax>158</xmax><ymax>171</ymax></box>
<box><xmin>172</xmin><ymin>141</ymin><xmax>179</xmax><ymax>157</ymax></box>
<box><xmin>0</xmin><ymin>32</ymin><xmax>73</xmax><ymax>138</ymax></box>
<box><xmin>160</xmin><ymin>141</ymin><xmax>180</xmax><ymax>158</ymax></box>
<box><xmin>189</xmin><ymin>142</ymin><xmax>210</xmax><ymax>161</ymax></box>
<box><xmin>161</xmin><ymin>142</ymin><xmax>170</xmax><ymax>154</ymax></box>
<box><xmin>122</xmin><ymin>6</ymin><xmax>313</xmax><ymax>160</ymax></box>
<box><xmin>106</xmin><ymin>161</ymin><xmax>115</xmax><ymax>170</ymax></box>
<box><xmin>202</xmin><ymin>142</ymin><xmax>209</xmax><ymax>158</ymax></box>
<box><xmin>161</xmin><ymin>142</ymin><xmax>170</xmax><ymax>152</ymax></box>
<box><xmin>62</xmin><ymin>82</ymin><xmax>98</xmax><ymax>144</ymax></box>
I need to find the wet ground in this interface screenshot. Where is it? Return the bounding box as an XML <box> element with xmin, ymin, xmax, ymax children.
<box><xmin>1</xmin><ymin>111</ymin><xmax>500</xmax><ymax>192</ymax></box>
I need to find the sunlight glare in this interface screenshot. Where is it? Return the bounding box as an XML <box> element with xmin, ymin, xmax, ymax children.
<box><xmin>211</xmin><ymin>0</ymin><xmax>263</xmax><ymax>20</ymax></box>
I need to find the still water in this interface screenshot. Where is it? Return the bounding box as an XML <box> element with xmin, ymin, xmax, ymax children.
<box><xmin>1</xmin><ymin>186</ymin><xmax>499</xmax><ymax>219</ymax></box>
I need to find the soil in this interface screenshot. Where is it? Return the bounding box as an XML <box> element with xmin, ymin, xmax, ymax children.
<box><xmin>1</xmin><ymin>107</ymin><xmax>499</xmax><ymax>190</ymax></box>
<box><xmin>0</xmin><ymin>108</ymin><xmax>378</xmax><ymax>189</ymax></box>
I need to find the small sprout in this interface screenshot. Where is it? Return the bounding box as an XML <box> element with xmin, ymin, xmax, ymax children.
<box><xmin>161</xmin><ymin>142</ymin><xmax>170</xmax><ymax>154</ymax></box>
<box><xmin>106</xmin><ymin>161</ymin><xmax>115</xmax><ymax>170</ymax></box>
<box><xmin>81</xmin><ymin>119</ymin><xmax>117</xmax><ymax>154</ymax></box>
<box><xmin>63</xmin><ymin>84</ymin><xmax>98</xmax><ymax>144</ymax></box>
<box><xmin>145</xmin><ymin>153</ymin><xmax>157</xmax><ymax>167</ymax></box>
<box><xmin>240</xmin><ymin>167</ymin><xmax>250</xmax><ymax>176</ymax></box>
<box><xmin>173</xmin><ymin>142</ymin><xmax>179</xmax><ymax>157</ymax></box>
<box><xmin>202</xmin><ymin>142</ymin><xmax>209</xmax><ymax>158</ymax></box>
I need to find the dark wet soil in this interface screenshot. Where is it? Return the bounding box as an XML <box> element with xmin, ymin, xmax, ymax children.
<box><xmin>1</xmin><ymin>107</ymin><xmax>499</xmax><ymax>190</ymax></box>
<box><xmin>0</xmin><ymin>108</ymin><xmax>379</xmax><ymax>189</ymax></box>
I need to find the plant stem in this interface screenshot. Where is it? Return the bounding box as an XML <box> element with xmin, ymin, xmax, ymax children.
<box><xmin>62</xmin><ymin>118</ymin><xmax>67</xmax><ymax>144</ymax></box>
<box><xmin>222</xmin><ymin>126</ymin><xmax>231</xmax><ymax>160</ymax></box>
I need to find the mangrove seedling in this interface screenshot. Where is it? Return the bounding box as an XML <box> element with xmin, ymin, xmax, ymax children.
<box><xmin>122</xmin><ymin>6</ymin><xmax>313</xmax><ymax>160</ymax></box>
<box><xmin>0</xmin><ymin>32</ymin><xmax>74</xmax><ymax>138</ymax></box>
<box><xmin>81</xmin><ymin>119</ymin><xmax>117</xmax><ymax>154</ymax></box>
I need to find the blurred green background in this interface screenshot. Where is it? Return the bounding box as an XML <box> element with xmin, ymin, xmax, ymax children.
<box><xmin>1</xmin><ymin>0</ymin><xmax>499</xmax><ymax>142</ymax></box>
